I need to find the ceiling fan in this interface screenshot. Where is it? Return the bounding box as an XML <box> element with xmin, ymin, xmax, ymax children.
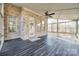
<box><xmin>45</xmin><ymin>11</ymin><xmax>55</xmax><ymax>17</ymax></box>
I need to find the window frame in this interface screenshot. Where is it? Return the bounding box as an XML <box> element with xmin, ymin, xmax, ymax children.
<box><xmin>7</xmin><ymin>16</ymin><xmax>18</xmax><ymax>33</ymax></box>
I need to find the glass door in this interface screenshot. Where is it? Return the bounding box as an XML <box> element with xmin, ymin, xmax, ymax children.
<box><xmin>28</xmin><ymin>17</ymin><xmax>35</xmax><ymax>38</ymax></box>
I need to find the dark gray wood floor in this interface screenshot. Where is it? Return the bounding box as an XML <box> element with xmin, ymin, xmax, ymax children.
<box><xmin>0</xmin><ymin>36</ymin><xmax>79</xmax><ymax>56</ymax></box>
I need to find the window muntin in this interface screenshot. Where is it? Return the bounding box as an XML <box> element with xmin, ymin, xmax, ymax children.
<box><xmin>8</xmin><ymin>16</ymin><xmax>18</xmax><ymax>32</ymax></box>
<box><xmin>48</xmin><ymin>18</ymin><xmax>76</xmax><ymax>34</ymax></box>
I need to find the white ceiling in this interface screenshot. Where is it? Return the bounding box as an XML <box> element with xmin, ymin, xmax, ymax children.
<box><xmin>13</xmin><ymin>3</ymin><xmax>79</xmax><ymax>20</ymax></box>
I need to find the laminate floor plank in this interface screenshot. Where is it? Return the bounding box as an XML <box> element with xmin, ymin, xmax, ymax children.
<box><xmin>0</xmin><ymin>36</ymin><xmax>79</xmax><ymax>56</ymax></box>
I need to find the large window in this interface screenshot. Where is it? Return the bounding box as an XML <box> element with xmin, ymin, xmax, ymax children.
<box><xmin>48</xmin><ymin>18</ymin><xmax>76</xmax><ymax>34</ymax></box>
<box><xmin>8</xmin><ymin>16</ymin><xmax>18</xmax><ymax>32</ymax></box>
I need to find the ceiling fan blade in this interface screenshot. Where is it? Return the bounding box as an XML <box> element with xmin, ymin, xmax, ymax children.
<box><xmin>44</xmin><ymin>11</ymin><xmax>55</xmax><ymax>17</ymax></box>
<box><xmin>49</xmin><ymin>13</ymin><xmax>55</xmax><ymax>15</ymax></box>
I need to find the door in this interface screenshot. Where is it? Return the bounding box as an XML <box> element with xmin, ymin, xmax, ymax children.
<box><xmin>29</xmin><ymin>17</ymin><xmax>35</xmax><ymax>38</ymax></box>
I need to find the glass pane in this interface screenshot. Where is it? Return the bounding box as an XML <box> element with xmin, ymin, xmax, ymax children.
<box><xmin>48</xmin><ymin>24</ymin><xmax>51</xmax><ymax>32</ymax></box>
<box><xmin>41</xmin><ymin>20</ymin><xmax>45</xmax><ymax>31</ymax></box>
<box><xmin>59</xmin><ymin>23</ymin><xmax>65</xmax><ymax>33</ymax></box>
<box><xmin>65</xmin><ymin>21</ymin><xmax>76</xmax><ymax>34</ymax></box>
<box><xmin>51</xmin><ymin>24</ymin><xmax>57</xmax><ymax>32</ymax></box>
<box><xmin>36</xmin><ymin>19</ymin><xmax>41</xmax><ymax>32</ymax></box>
<box><xmin>48</xmin><ymin>18</ymin><xmax>57</xmax><ymax>24</ymax></box>
<box><xmin>8</xmin><ymin>16</ymin><xmax>17</xmax><ymax>32</ymax></box>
